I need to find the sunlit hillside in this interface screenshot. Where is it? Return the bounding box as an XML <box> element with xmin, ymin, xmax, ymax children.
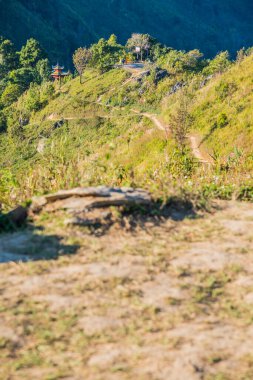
<box><xmin>0</xmin><ymin>51</ymin><xmax>253</xmax><ymax>208</ymax></box>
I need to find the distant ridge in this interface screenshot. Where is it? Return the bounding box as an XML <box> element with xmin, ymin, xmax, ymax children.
<box><xmin>1</xmin><ymin>0</ymin><xmax>253</xmax><ymax>64</ymax></box>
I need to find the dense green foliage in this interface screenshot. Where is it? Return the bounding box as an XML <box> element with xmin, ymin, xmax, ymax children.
<box><xmin>1</xmin><ymin>0</ymin><xmax>253</xmax><ymax>65</ymax></box>
<box><xmin>90</xmin><ymin>36</ymin><xmax>124</xmax><ymax>73</ymax></box>
<box><xmin>0</xmin><ymin>37</ymin><xmax>52</xmax><ymax>132</ymax></box>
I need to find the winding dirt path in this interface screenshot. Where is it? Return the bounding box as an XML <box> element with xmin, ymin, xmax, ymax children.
<box><xmin>47</xmin><ymin>108</ymin><xmax>212</xmax><ymax>165</ymax></box>
<box><xmin>132</xmin><ymin>111</ymin><xmax>213</xmax><ymax>165</ymax></box>
<box><xmin>47</xmin><ymin>72</ymin><xmax>213</xmax><ymax>165</ymax></box>
<box><xmin>47</xmin><ymin>114</ymin><xmax>78</xmax><ymax>121</ymax></box>
<box><xmin>189</xmin><ymin>134</ymin><xmax>214</xmax><ymax>165</ymax></box>
<box><xmin>131</xmin><ymin>109</ymin><xmax>169</xmax><ymax>133</ymax></box>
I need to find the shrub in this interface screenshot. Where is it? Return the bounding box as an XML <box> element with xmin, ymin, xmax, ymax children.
<box><xmin>23</xmin><ymin>83</ymin><xmax>41</xmax><ymax>112</ymax></box>
<box><xmin>215</xmin><ymin>81</ymin><xmax>237</xmax><ymax>101</ymax></box>
<box><xmin>0</xmin><ymin>111</ymin><xmax>7</xmax><ymax>132</ymax></box>
<box><xmin>1</xmin><ymin>83</ymin><xmax>22</xmax><ymax>107</ymax></box>
<box><xmin>216</xmin><ymin>113</ymin><xmax>229</xmax><ymax>129</ymax></box>
<box><xmin>39</xmin><ymin>82</ymin><xmax>55</xmax><ymax>105</ymax></box>
<box><xmin>203</xmin><ymin>51</ymin><xmax>231</xmax><ymax>76</ymax></box>
<box><xmin>7</xmin><ymin>110</ymin><xmax>24</xmax><ymax>140</ymax></box>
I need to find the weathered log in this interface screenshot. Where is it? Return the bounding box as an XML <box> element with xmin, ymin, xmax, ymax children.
<box><xmin>31</xmin><ymin>187</ymin><xmax>152</xmax><ymax>213</ymax></box>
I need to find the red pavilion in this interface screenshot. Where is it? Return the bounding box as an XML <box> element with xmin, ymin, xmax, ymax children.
<box><xmin>51</xmin><ymin>63</ymin><xmax>69</xmax><ymax>81</ymax></box>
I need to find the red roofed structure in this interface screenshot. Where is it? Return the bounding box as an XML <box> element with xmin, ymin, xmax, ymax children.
<box><xmin>51</xmin><ymin>63</ymin><xmax>70</xmax><ymax>81</ymax></box>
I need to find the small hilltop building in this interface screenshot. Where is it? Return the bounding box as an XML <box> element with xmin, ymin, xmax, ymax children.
<box><xmin>51</xmin><ymin>63</ymin><xmax>70</xmax><ymax>83</ymax></box>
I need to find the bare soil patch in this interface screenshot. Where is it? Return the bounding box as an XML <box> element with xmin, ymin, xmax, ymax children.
<box><xmin>0</xmin><ymin>200</ymin><xmax>253</xmax><ymax>379</ymax></box>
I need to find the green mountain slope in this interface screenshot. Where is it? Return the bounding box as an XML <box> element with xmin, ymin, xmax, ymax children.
<box><xmin>191</xmin><ymin>56</ymin><xmax>253</xmax><ymax>166</ymax></box>
<box><xmin>161</xmin><ymin>54</ymin><xmax>253</xmax><ymax>172</ymax></box>
<box><xmin>0</xmin><ymin>53</ymin><xmax>253</xmax><ymax>208</ymax></box>
<box><xmin>1</xmin><ymin>0</ymin><xmax>253</xmax><ymax>65</ymax></box>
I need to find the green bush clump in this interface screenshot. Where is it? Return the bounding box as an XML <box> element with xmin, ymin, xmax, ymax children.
<box><xmin>165</xmin><ymin>149</ymin><xmax>195</xmax><ymax>177</ymax></box>
<box><xmin>0</xmin><ymin>111</ymin><xmax>7</xmax><ymax>132</ymax></box>
<box><xmin>7</xmin><ymin>110</ymin><xmax>25</xmax><ymax>140</ymax></box>
<box><xmin>216</xmin><ymin>113</ymin><xmax>229</xmax><ymax>129</ymax></box>
<box><xmin>237</xmin><ymin>185</ymin><xmax>253</xmax><ymax>201</ymax></box>
<box><xmin>200</xmin><ymin>184</ymin><xmax>234</xmax><ymax>200</ymax></box>
<box><xmin>198</xmin><ymin>183</ymin><xmax>253</xmax><ymax>202</ymax></box>
<box><xmin>215</xmin><ymin>81</ymin><xmax>237</xmax><ymax>101</ymax></box>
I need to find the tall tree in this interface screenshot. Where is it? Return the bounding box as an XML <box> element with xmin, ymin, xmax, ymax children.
<box><xmin>90</xmin><ymin>38</ymin><xmax>123</xmax><ymax>73</ymax></box>
<box><xmin>73</xmin><ymin>48</ymin><xmax>92</xmax><ymax>83</ymax></box>
<box><xmin>126</xmin><ymin>34</ymin><xmax>151</xmax><ymax>61</ymax></box>
<box><xmin>0</xmin><ymin>37</ymin><xmax>18</xmax><ymax>79</ymax></box>
<box><xmin>19</xmin><ymin>38</ymin><xmax>46</xmax><ymax>68</ymax></box>
<box><xmin>35</xmin><ymin>59</ymin><xmax>51</xmax><ymax>83</ymax></box>
<box><xmin>1</xmin><ymin>83</ymin><xmax>22</xmax><ymax>107</ymax></box>
<box><xmin>8</xmin><ymin>67</ymin><xmax>35</xmax><ymax>92</ymax></box>
<box><xmin>170</xmin><ymin>89</ymin><xmax>193</xmax><ymax>152</ymax></box>
<box><xmin>108</xmin><ymin>34</ymin><xmax>118</xmax><ymax>46</ymax></box>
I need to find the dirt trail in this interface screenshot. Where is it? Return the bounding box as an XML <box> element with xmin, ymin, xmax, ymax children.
<box><xmin>189</xmin><ymin>134</ymin><xmax>214</xmax><ymax>165</ymax></box>
<box><xmin>47</xmin><ymin>72</ymin><xmax>212</xmax><ymax>165</ymax></box>
<box><xmin>133</xmin><ymin>111</ymin><xmax>213</xmax><ymax>164</ymax></box>
<box><xmin>0</xmin><ymin>200</ymin><xmax>253</xmax><ymax>379</ymax></box>
<box><xmin>47</xmin><ymin>114</ymin><xmax>78</xmax><ymax>121</ymax></box>
<box><xmin>47</xmin><ymin>106</ymin><xmax>212</xmax><ymax>165</ymax></box>
<box><xmin>131</xmin><ymin>109</ymin><xmax>169</xmax><ymax>133</ymax></box>
<box><xmin>142</xmin><ymin>113</ymin><xmax>167</xmax><ymax>132</ymax></box>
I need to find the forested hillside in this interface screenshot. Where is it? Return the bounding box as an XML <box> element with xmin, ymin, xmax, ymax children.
<box><xmin>1</xmin><ymin>0</ymin><xmax>253</xmax><ymax>64</ymax></box>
